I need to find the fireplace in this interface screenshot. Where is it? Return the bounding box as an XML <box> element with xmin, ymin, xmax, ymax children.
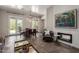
<box><xmin>57</xmin><ymin>32</ymin><xmax>72</xmax><ymax>43</ymax></box>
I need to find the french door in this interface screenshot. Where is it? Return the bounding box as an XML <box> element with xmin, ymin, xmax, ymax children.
<box><xmin>9</xmin><ymin>17</ymin><xmax>23</xmax><ymax>34</ymax></box>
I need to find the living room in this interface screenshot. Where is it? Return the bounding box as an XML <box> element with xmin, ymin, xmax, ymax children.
<box><xmin>1</xmin><ymin>1</ymin><xmax>79</xmax><ymax>59</ymax></box>
<box><xmin>0</xmin><ymin>5</ymin><xmax>79</xmax><ymax>53</ymax></box>
<box><xmin>0</xmin><ymin>5</ymin><xmax>49</xmax><ymax>53</ymax></box>
<box><xmin>46</xmin><ymin>5</ymin><xmax>79</xmax><ymax>48</ymax></box>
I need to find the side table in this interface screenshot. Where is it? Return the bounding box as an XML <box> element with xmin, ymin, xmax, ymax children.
<box><xmin>54</xmin><ymin>35</ymin><xmax>60</xmax><ymax>42</ymax></box>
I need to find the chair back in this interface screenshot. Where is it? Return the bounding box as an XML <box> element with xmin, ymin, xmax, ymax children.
<box><xmin>50</xmin><ymin>31</ymin><xmax>54</xmax><ymax>37</ymax></box>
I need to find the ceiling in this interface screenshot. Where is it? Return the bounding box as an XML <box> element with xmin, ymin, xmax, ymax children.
<box><xmin>0</xmin><ymin>5</ymin><xmax>51</xmax><ymax>17</ymax></box>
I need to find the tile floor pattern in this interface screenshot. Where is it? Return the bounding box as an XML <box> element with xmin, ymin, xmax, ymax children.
<box><xmin>2</xmin><ymin>33</ymin><xmax>79</xmax><ymax>53</ymax></box>
<box><xmin>28</xmin><ymin>46</ymin><xmax>37</xmax><ymax>53</ymax></box>
<box><xmin>2</xmin><ymin>35</ymin><xmax>37</xmax><ymax>53</ymax></box>
<box><xmin>28</xmin><ymin>33</ymin><xmax>79</xmax><ymax>53</ymax></box>
<box><xmin>3</xmin><ymin>36</ymin><xmax>16</xmax><ymax>53</ymax></box>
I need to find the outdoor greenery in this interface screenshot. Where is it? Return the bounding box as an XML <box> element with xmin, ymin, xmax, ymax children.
<box><xmin>10</xmin><ymin>19</ymin><xmax>16</xmax><ymax>30</ymax></box>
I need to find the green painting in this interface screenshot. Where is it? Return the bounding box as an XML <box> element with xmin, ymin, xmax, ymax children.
<box><xmin>55</xmin><ymin>9</ymin><xmax>77</xmax><ymax>28</ymax></box>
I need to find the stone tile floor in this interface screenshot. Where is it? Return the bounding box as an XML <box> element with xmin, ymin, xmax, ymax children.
<box><xmin>2</xmin><ymin>35</ymin><xmax>37</xmax><ymax>53</ymax></box>
<box><xmin>27</xmin><ymin>33</ymin><xmax>79</xmax><ymax>53</ymax></box>
<box><xmin>2</xmin><ymin>33</ymin><xmax>79</xmax><ymax>53</ymax></box>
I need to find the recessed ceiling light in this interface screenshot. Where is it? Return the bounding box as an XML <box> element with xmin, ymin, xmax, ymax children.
<box><xmin>17</xmin><ymin>5</ymin><xmax>23</xmax><ymax>9</ymax></box>
<box><xmin>9</xmin><ymin>5</ymin><xmax>23</xmax><ymax>9</ymax></box>
<box><xmin>31</xmin><ymin>5</ymin><xmax>39</xmax><ymax>13</ymax></box>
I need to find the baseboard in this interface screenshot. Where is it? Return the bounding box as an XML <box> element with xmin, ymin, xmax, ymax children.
<box><xmin>58</xmin><ymin>40</ymin><xmax>79</xmax><ymax>49</ymax></box>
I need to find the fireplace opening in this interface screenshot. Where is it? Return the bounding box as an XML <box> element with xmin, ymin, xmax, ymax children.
<box><xmin>57</xmin><ymin>32</ymin><xmax>72</xmax><ymax>43</ymax></box>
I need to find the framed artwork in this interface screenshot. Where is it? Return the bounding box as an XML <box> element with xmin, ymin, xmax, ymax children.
<box><xmin>55</xmin><ymin>9</ymin><xmax>77</xmax><ymax>28</ymax></box>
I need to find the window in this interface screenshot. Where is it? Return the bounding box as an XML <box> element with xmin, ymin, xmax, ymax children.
<box><xmin>32</xmin><ymin>20</ymin><xmax>38</xmax><ymax>29</ymax></box>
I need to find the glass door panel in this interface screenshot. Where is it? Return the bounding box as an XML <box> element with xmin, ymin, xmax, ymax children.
<box><xmin>17</xmin><ymin>19</ymin><xmax>23</xmax><ymax>33</ymax></box>
<box><xmin>9</xmin><ymin>18</ymin><xmax>17</xmax><ymax>34</ymax></box>
<box><xmin>9</xmin><ymin>18</ymin><xmax>23</xmax><ymax>34</ymax></box>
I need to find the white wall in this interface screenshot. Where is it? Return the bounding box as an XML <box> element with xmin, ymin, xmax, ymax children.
<box><xmin>46</xmin><ymin>5</ymin><xmax>79</xmax><ymax>48</ymax></box>
<box><xmin>0</xmin><ymin>11</ymin><xmax>2</xmax><ymax>35</ymax></box>
<box><xmin>46</xmin><ymin>7</ymin><xmax>54</xmax><ymax>30</ymax></box>
<box><xmin>0</xmin><ymin>10</ymin><xmax>8</xmax><ymax>37</ymax></box>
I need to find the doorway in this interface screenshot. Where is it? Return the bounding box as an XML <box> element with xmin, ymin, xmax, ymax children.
<box><xmin>9</xmin><ymin>17</ymin><xmax>23</xmax><ymax>35</ymax></box>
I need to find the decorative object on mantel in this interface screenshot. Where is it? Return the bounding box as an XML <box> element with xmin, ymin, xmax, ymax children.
<box><xmin>55</xmin><ymin>9</ymin><xmax>77</xmax><ymax>28</ymax></box>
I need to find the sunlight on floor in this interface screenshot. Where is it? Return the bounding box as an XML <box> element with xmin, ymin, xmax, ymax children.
<box><xmin>29</xmin><ymin>46</ymin><xmax>37</xmax><ymax>53</ymax></box>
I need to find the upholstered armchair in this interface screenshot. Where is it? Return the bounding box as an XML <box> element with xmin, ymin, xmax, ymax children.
<box><xmin>43</xmin><ymin>31</ymin><xmax>54</xmax><ymax>42</ymax></box>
